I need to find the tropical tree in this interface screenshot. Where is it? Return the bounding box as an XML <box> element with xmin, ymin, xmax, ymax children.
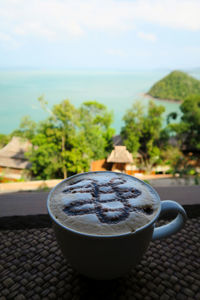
<box><xmin>169</xmin><ymin>94</ymin><xmax>200</xmax><ymax>153</ymax></box>
<box><xmin>79</xmin><ymin>101</ymin><xmax>115</xmax><ymax>160</ymax></box>
<box><xmin>27</xmin><ymin>130</ymin><xmax>62</xmax><ymax>179</ymax></box>
<box><xmin>11</xmin><ymin>115</ymin><xmax>37</xmax><ymax>140</ymax></box>
<box><xmin>0</xmin><ymin>134</ymin><xmax>10</xmax><ymax>149</ymax></box>
<box><xmin>24</xmin><ymin>98</ymin><xmax>115</xmax><ymax>179</ymax></box>
<box><xmin>121</xmin><ymin>100</ymin><xmax>165</xmax><ymax>172</ymax></box>
<box><xmin>27</xmin><ymin>99</ymin><xmax>79</xmax><ymax>179</ymax></box>
<box><xmin>166</xmin><ymin>94</ymin><xmax>200</xmax><ymax>178</ymax></box>
<box><xmin>65</xmin><ymin>132</ymin><xmax>93</xmax><ymax>174</ymax></box>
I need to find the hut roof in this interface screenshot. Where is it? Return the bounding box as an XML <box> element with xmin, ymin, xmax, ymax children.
<box><xmin>107</xmin><ymin>146</ymin><xmax>133</xmax><ymax>163</ymax></box>
<box><xmin>0</xmin><ymin>136</ymin><xmax>32</xmax><ymax>169</ymax></box>
<box><xmin>112</xmin><ymin>135</ymin><xmax>123</xmax><ymax>146</ymax></box>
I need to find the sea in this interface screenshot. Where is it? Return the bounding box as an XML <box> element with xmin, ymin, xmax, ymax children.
<box><xmin>1</xmin><ymin>69</ymin><xmax>199</xmax><ymax>135</ymax></box>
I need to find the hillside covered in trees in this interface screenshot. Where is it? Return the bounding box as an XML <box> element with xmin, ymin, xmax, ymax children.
<box><xmin>148</xmin><ymin>70</ymin><xmax>200</xmax><ymax>101</ymax></box>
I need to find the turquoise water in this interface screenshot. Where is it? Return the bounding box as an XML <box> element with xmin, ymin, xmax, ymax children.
<box><xmin>0</xmin><ymin>69</ymin><xmax>188</xmax><ymax>134</ymax></box>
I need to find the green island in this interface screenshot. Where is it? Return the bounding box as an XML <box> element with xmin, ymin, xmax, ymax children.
<box><xmin>148</xmin><ymin>70</ymin><xmax>200</xmax><ymax>101</ymax></box>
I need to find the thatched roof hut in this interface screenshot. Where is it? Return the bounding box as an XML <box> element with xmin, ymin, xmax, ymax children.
<box><xmin>0</xmin><ymin>136</ymin><xmax>32</xmax><ymax>170</ymax></box>
<box><xmin>107</xmin><ymin>146</ymin><xmax>133</xmax><ymax>164</ymax></box>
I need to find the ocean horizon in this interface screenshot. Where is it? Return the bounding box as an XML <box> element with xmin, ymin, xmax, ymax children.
<box><xmin>1</xmin><ymin>69</ymin><xmax>199</xmax><ymax>135</ymax></box>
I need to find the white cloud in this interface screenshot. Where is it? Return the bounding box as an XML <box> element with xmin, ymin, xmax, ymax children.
<box><xmin>133</xmin><ymin>0</ymin><xmax>200</xmax><ymax>31</ymax></box>
<box><xmin>0</xmin><ymin>0</ymin><xmax>200</xmax><ymax>47</ymax></box>
<box><xmin>0</xmin><ymin>0</ymin><xmax>135</xmax><ymax>42</ymax></box>
<box><xmin>137</xmin><ymin>31</ymin><xmax>157</xmax><ymax>42</ymax></box>
<box><xmin>106</xmin><ymin>49</ymin><xmax>126</xmax><ymax>57</ymax></box>
<box><xmin>0</xmin><ymin>32</ymin><xmax>19</xmax><ymax>48</ymax></box>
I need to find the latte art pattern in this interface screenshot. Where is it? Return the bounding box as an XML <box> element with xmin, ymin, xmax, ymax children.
<box><xmin>49</xmin><ymin>172</ymin><xmax>160</xmax><ymax>235</ymax></box>
<box><xmin>62</xmin><ymin>177</ymin><xmax>153</xmax><ymax>224</ymax></box>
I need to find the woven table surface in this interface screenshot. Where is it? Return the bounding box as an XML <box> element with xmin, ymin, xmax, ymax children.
<box><xmin>0</xmin><ymin>217</ymin><xmax>200</xmax><ymax>300</ymax></box>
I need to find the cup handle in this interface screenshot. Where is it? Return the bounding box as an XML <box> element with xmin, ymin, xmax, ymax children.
<box><xmin>152</xmin><ymin>200</ymin><xmax>187</xmax><ymax>241</ymax></box>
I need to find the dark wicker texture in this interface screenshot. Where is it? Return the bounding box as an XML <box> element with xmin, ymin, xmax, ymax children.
<box><xmin>0</xmin><ymin>218</ymin><xmax>200</xmax><ymax>300</ymax></box>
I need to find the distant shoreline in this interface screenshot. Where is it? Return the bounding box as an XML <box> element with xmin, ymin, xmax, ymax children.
<box><xmin>142</xmin><ymin>93</ymin><xmax>182</xmax><ymax>103</ymax></box>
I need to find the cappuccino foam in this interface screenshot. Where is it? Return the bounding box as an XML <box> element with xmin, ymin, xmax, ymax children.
<box><xmin>48</xmin><ymin>172</ymin><xmax>160</xmax><ymax>236</ymax></box>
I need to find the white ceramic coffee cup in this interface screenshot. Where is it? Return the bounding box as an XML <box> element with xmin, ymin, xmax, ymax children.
<box><xmin>47</xmin><ymin>172</ymin><xmax>187</xmax><ymax>280</ymax></box>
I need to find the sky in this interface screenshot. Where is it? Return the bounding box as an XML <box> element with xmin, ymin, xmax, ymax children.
<box><xmin>0</xmin><ymin>0</ymin><xmax>200</xmax><ymax>70</ymax></box>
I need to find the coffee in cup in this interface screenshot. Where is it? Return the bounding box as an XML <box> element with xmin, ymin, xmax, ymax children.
<box><xmin>47</xmin><ymin>171</ymin><xmax>187</xmax><ymax>279</ymax></box>
<box><xmin>49</xmin><ymin>172</ymin><xmax>159</xmax><ymax>236</ymax></box>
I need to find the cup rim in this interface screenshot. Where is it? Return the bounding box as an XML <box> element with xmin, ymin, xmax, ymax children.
<box><xmin>47</xmin><ymin>171</ymin><xmax>161</xmax><ymax>239</ymax></box>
